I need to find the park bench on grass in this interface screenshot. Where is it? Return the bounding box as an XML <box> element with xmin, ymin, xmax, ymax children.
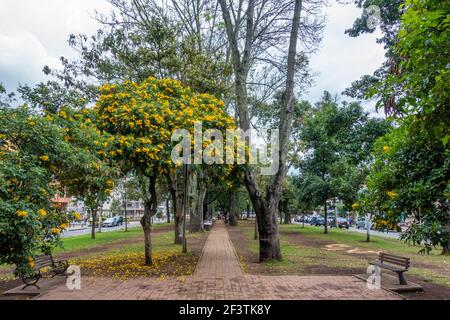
<box><xmin>370</xmin><ymin>252</ymin><xmax>410</xmax><ymax>285</ymax></box>
<box><xmin>19</xmin><ymin>253</ymin><xmax>70</xmax><ymax>290</ymax></box>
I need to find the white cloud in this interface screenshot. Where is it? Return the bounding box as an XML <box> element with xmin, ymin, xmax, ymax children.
<box><xmin>0</xmin><ymin>32</ymin><xmax>59</xmax><ymax>91</ymax></box>
<box><xmin>0</xmin><ymin>0</ymin><xmax>111</xmax><ymax>91</ymax></box>
<box><xmin>304</xmin><ymin>2</ymin><xmax>386</xmax><ymax>110</ymax></box>
<box><xmin>0</xmin><ymin>0</ymin><xmax>386</xmax><ymax>116</ymax></box>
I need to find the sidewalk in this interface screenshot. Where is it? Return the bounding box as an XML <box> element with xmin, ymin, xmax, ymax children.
<box><xmin>37</xmin><ymin>221</ymin><xmax>401</xmax><ymax>300</ymax></box>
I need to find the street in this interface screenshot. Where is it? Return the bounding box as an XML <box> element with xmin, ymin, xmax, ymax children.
<box><xmin>61</xmin><ymin>219</ymin><xmax>168</xmax><ymax>238</ymax></box>
<box><xmin>348</xmin><ymin>227</ymin><xmax>400</xmax><ymax>239</ymax></box>
<box><xmin>292</xmin><ymin>221</ymin><xmax>401</xmax><ymax>239</ymax></box>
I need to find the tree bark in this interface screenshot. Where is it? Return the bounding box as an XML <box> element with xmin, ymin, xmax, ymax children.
<box><xmin>324</xmin><ymin>201</ymin><xmax>328</xmax><ymax>234</ymax></box>
<box><xmin>91</xmin><ymin>208</ymin><xmax>97</xmax><ymax>240</ymax></box>
<box><xmin>141</xmin><ymin>174</ymin><xmax>158</xmax><ymax>266</ymax></box>
<box><xmin>123</xmin><ymin>194</ymin><xmax>128</xmax><ymax>232</ymax></box>
<box><xmin>366</xmin><ymin>213</ymin><xmax>371</xmax><ymax>243</ymax></box>
<box><xmin>167</xmin><ymin>170</ymin><xmax>183</xmax><ymax>244</ymax></box>
<box><xmin>191</xmin><ymin>170</ymin><xmax>206</xmax><ymax>232</ymax></box>
<box><xmin>182</xmin><ymin>164</ymin><xmax>190</xmax><ymax>254</ymax></box>
<box><xmin>444</xmin><ymin>223</ymin><xmax>450</xmax><ymax>255</ymax></box>
<box><xmin>284</xmin><ymin>211</ymin><xmax>291</xmax><ymax>225</ymax></box>
<box><xmin>229</xmin><ymin>190</ymin><xmax>238</xmax><ymax>227</ymax></box>
<box><xmin>166</xmin><ymin>197</ymin><xmax>171</xmax><ymax>224</ymax></box>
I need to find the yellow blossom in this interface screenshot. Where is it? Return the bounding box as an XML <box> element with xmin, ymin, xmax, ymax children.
<box><xmin>39</xmin><ymin>155</ymin><xmax>49</xmax><ymax>162</ymax></box>
<box><xmin>60</xmin><ymin>223</ymin><xmax>70</xmax><ymax>230</ymax></box>
<box><xmin>38</xmin><ymin>209</ymin><xmax>47</xmax><ymax>217</ymax></box>
<box><xmin>73</xmin><ymin>212</ymin><xmax>82</xmax><ymax>221</ymax></box>
<box><xmin>28</xmin><ymin>257</ymin><xmax>35</xmax><ymax>269</ymax></box>
<box><xmin>16</xmin><ymin>210</ymin><xmax>28</xmax><ymax>218</ymax></box>
<box><xmin>387</xmin><ymin>191</ymin><xmax>398</xmax><ymax>199</ymax></box>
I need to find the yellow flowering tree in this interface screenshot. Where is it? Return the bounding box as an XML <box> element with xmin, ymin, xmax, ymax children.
<box><xmin>95</xmin><ymin>77</ymin><xmax>234</xmax><ymax>265</ymax></box>
<box><xmin>0</xmin><ymin>106</ymin><xmax>74</xmax><ymax>276</ymax></box>
<box><xmin>54</xmin><ymin>106</ymin><xmax>119</xmax><ymax>240</ymax></box>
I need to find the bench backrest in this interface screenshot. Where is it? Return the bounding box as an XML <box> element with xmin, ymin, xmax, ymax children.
<box><xmin>33</xmin><ymin>254</ymin><xmax>54</xmax><ymax>271</ymax></box>
<box><xmin>379</xmin><ymin>252</ymin><xmax>410</xmax><ymax>269</ymax></box>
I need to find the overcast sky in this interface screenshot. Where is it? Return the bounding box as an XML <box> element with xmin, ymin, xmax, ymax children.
<box><xmin>0</xmin><ymin>0</ymin><xmax>386</xmax><ymax>114</ymax></box>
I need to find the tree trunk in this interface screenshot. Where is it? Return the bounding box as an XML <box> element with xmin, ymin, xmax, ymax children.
<box><xmin>166</xmin><ymin>197</ymin><xmax>171</xmax><ymax>224</ymax></box>
<box><xmin>91</xmin><ymin>208</ymin><xmax>97</xmax><ymax>240</ymax></box>
<box><xmin>283</xmin><ymin>200</ymin><xmax>291</xmax><ymax>224</ymax></box>
<box><xmin>284</xmin><ymin>211</ymin><xmax>291</xmax><ymax>225</ymax></box>
<box><xmin>254</xmin><ymin>213</ymin><xmax>258</xmax><ymax>240</ymax></box>
<box><xmin>182</xmin><ymin>164</ymin><xmax>190</xmax><ymax>254</ymax></box>
<box><xmin>324</xmin><ymin>201</ymin><xmax>328</xmax><ymax>234</ymax></box>
<box><xmin>443</xmin><ymin>223</ymin><xmax>450</xmax><ymax>255</ymax></box>
<box><xmin>191</xmin><ymin>170</ymin><xmax>206</xmax><ymax>232</ymax></box>
<box><xmin>443</xmin><ymin>245</ymin><xmax>450</xmax><ymax>255</ymax></box>
<box><xmin>219</xmin><ymin>0</ymin><xmax>303</xmax><ymax>262</ymax></box>
<box><xmin>245</xmin><ymin>173</ymin><xmax>282</xmax><ymax>261</ymax></box>
<box><xmin>98</xmin><ymin>208</ymin><xmax>103</xmax><ymax>233</ymax></box>
<box><xmin>229</xmin><ymin>190</ymin><xmax>238</xmax><ymax>227</ymax></box>
<box><xmin>123</xmin><ymin>195</ymin><xmax>128</xmax><ymax>232</ymax></box>
<box><xmin>141</xmin><ymin>175</ymin><xmax>158</xmax><ymax>266</ymax></box>
<box><xmin>167</xmin><ymin>171</ymin><xmax>183</xmax><ymax>244</ymax></box>
<box><xmin>366</xmin><ymin>213</ymin><xmax>371</xmax><ymax>243</ymax></box>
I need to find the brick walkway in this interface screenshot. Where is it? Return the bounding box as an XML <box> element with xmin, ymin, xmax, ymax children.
<box><xmin>37</xmin><ymin>221</ymin><xmax>401</xmax><ymax>300</ymax></box>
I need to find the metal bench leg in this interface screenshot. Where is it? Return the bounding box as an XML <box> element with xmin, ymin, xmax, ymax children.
<box><xmin>397</xmin><ymin>271</ymin><xmax>408</xmax><ymax>285</ymax></box>
<box><xmin>21</xmin><ymin>283</ymin><xmax>40</xmax><ymax>290</ymax></box>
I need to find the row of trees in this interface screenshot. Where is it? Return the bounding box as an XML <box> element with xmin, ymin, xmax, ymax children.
<box><xmin>1</xmin><ymin>0</ymin><xmax>448</xmax><ymax>279</ymax></box>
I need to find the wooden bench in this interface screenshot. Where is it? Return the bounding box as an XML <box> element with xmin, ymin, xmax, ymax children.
<box><xmin>19</xmin><ymin>253</ymin><xmax>69</xmax><ymax>290</ymax></box>
<box><xmin>370</xmin><ymin>252</ymin><xmax>410</xmax><ymax>285</ymax></box>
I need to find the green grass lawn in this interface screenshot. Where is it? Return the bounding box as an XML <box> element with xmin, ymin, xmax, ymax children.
<box><xmin>281</xmin><ymin>224</ymin><xmax>447</xmax><ymax>261</ymax></box>
<box><xmin>238</xmin><ymin>223</ymin><xmax>367</xmax><ymax>273</ymax></box>
<box><xmin>55</xmin><ymin>223</ymin><xmax>172</xmax><ymax>253</ymax></box>
<box><xmin>0</xmin><ymin>223</ymin><xmax>172</xmax><ymax>272</ymax></box>
<box><xmin>69</xmin><ymin>229</ymin><xmax>205</xmax><ymax>259</ymax></box>
<box><xmin>232</xmin><ymin>221</ymin><xmax>450</xmax><ymax>287</ymax></box>
<box><xmin>280</xmin><ymin>224</ymin><xmax>450</xmax><ymax>286</ymax></box>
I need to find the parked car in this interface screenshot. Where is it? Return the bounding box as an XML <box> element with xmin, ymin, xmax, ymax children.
<box><xmin>356</xmin><ymin>218</ymin><xmax>369</xmax><ymax>229</ymax></box>
<box><xmin>116</xmin><ymin>216</ymin><xmax>124</xmax><ymax>226</ymax></box>
<box><xmin>336</xmin><ymin>217</ymin><xmax>350</xmax><ymax>229</ymax></box>
<box><xmin>310</xmin><ymin>217</ymin><xmax>325</xmax><ymax>226</ymax></box>
<box><xmin>102</xmin><ymin>217</ymin><xmax>121</xmax><ymax>228</ymax></box>
<box><xmin>294</xmin><ymin>216</ymin><xmax>302</xmax><ymax>223</ymax></box>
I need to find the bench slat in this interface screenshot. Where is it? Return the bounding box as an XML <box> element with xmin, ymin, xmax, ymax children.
<box><xmin>379</xmin><ymin>253</ymin><xmax>409</xmax><ymax>266</ymax></box>
<box><xmin>380</xmin><ymin>253</ymin><xmax>410</xmax><ymax>261</ymax></box>
<box><xmin>381</xmin><ymin>256</ymin><xmax>409</xmax><ymax>263</ymax></box>
<box><xmin>370</xmin><ymin>261</ymin><xmax>407</xmax><ymax>272</ymax></box>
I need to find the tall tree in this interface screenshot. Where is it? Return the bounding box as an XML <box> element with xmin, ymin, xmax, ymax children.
<box><xmin>294</xmin><ymin>93</ymin><xmax>389</xmax><ymax>233</ymax></box>
<box><xmin>94</xmin><ymin>77</ymin><xmax>233</xmax><ymax>264</ymax></box>
<box><xmin>219</xmin><ymin>0</ymin><xmax>324</xmax><ymax>261</ymax></box>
